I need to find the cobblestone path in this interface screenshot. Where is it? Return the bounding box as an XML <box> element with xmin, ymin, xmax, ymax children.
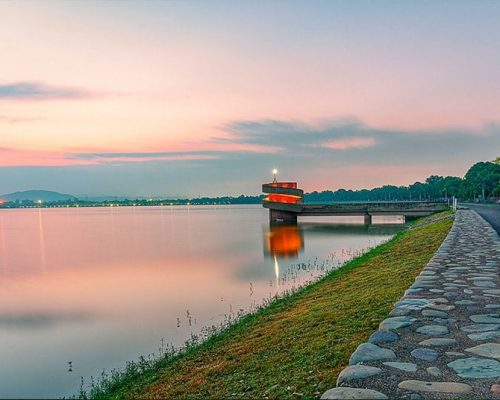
<box><xmin>322</xmin><ymin>210</ymin><xmax>500</xmax><ymax>399</ymax></box>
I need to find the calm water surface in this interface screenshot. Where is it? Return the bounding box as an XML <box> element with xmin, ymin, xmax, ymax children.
<box><xmin>0</xmin><ymin>206</ymin><xmax>403</xmax><ymax>397</ymax></box>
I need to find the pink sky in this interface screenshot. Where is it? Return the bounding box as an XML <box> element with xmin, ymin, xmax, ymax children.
<box><xmin>1</xmin><ymin>1</ymin><xmax>499</xmax><ymax>195</ymax></box>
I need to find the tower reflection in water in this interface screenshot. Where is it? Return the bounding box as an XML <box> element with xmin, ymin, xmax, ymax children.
<box><xmin>263</xmin><ymin>221</ymin><xmax>404</xmax><ymax>285</ymax></box>
<box><xmin>264</xmin><ymin>225</ymin><xmax>304</xmax><ymax>259</ymax></box>
<box><xmin>264</xmin><ymin>225</ymin><xmax>304</xmax><ymax>286</ymax></box>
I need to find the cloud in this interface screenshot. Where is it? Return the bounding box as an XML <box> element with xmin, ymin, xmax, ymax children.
<box><xmin>71</xmin><ymin>151</ymin><xmax>220</xmax><ymax>163</ymax></box>
<box><xmin>0</xmin><ymin>118</ymin><xmax>499</xmax><ymax>196</ymax></box>
<box><xmin>323</xmin><ymin>136</ymin><xmax>376</xmax><ymax>150</ymax></box>
<box><xmin>0</xmin><ymin>147</ymin><xmax>73</xmax><ymax>167</ymax></box>
<box><xmin>0</xmin><ymin>148</ymin><xmax>223</xmax><ymax>167</ymax></box>
<box><xmin>215</xmin><ymin>118</ymin><xmax>500</xmax><ymax>166</ymax></box>
<box><xmin>0</xmin><ymin>81</ymin><xmax>94</xmax><ymax>100</ymax></box>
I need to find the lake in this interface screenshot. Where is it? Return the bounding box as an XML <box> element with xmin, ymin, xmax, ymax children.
<box><xmin>0</xmin><ymin>205</ymin><xmax>403</xmax><ymax>398</ymax></box>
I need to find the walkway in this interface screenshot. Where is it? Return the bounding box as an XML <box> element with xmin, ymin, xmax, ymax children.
<box><xmin>466</xmin><ymin>203</ymin><xmax>500</xmax><ymax>235</ymax></box>
<box><xmin>322</xmin><ymin>210</ymin><xmax>500</xmax><ymax>399</ymax></box>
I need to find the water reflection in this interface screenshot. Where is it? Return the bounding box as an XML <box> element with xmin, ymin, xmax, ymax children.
<box><xmin>0</xmin><ymin>311</ymin><xmax>94</xmax><ymax>329</ymax></box>
<box><xmin>38</xmin><ymin>208</ymin><xmax>47</xmax><ymax>273</ymax></box>
<box><xmin>264</xmin><ymin>225</ymin><xmax>304</xmax><ymax>259</ymax></box>
<box><xmin>0</xmin><ymin>216</ymin><xmax>8</xmax><ymax>274</ymax></box>
<box><xmin>0</xmin><ymin>206</ymin><xmax>403</xmax><ymax>398</ymax></box>
<box><xmin>263</xmin><ymin>221</ymin><xmax>403</xmax><ymax>259</ymax></box>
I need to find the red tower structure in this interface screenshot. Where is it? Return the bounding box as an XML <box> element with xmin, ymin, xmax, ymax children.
<box><xmin>262</xmin><ymin>181</ymin><xmax>303</xmax><ymax>224</ymax></box>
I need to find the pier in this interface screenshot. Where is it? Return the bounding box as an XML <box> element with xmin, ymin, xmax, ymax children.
<box><xmin>262</xmin><ymin>181</ymin><xmax>448</xmax><ymax>224</ymax></box>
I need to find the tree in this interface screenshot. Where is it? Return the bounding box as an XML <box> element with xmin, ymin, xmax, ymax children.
<box><xmin>494</xmin><ymin>184</ymin><xmax>500</xmax><ymax>197</ymax></box>
<box><xmin>464</xmin><ymin>161</ymin><xmax>500</xmax><ymax>199</ymax></box>
<box><xmin>441</xmin><ymin>176</ymin><xmax>463</xmax><ymax>198</ymax></box>
<box><xmin>299</xmin><ymin>159</ymin><xmax>498</xmax><ymax>203</ymax></box>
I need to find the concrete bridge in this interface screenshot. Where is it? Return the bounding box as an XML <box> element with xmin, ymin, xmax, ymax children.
<box><xmin>262</xmin><ymin>182</ymin><xmax>448</xmax><ymax>224</ymax></box>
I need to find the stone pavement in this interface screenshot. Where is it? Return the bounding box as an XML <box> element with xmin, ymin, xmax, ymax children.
<box><xmin>322</xmin><ymin>210</ymin><xmax>500</xmax><ymax>399</ymax></box>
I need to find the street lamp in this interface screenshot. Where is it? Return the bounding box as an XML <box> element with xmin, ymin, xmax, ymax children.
<box><xmin>272</xmin><ymin>169</ymin><xmax>278</xmax><ymax>183</ymax></box>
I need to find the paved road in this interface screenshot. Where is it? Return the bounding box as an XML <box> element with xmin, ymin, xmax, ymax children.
<box><xmin>464</xmin><ymin>203</ymin><xmax>500</xmax><ymax>235</ymax></box>
<box><xmin>322</xmin><ymin>209</ymin><xmax>500</xmax><ymax>399</ymax></box>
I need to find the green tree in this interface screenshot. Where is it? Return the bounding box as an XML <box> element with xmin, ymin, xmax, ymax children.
<box><xmin>440</xmin><ymin>176</ymin><xmax>463</xmax><ymax>198</ymax></box>
<box><xmin>493</xmin><ymin>184</ymin><xmax>500</xmax><ymax>197</ymax></box>
<box><xmin>464</xmin><ymin>161</ymin><xmax>500</xmax><ymax>199</ymax></box>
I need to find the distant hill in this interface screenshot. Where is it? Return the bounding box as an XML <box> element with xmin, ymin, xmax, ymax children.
<box><xmin>0</xmin><ymin>190</ymin><xmax>76</xmax><ymax>202</ymax></box>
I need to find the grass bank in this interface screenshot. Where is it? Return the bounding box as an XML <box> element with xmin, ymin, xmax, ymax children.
<box><xmin>86</xmin><ymin>212</ymin><xmax>453</xmax><ymax>399</ymax></box>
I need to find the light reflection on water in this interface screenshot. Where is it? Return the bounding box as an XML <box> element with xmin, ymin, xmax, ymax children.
<box><xmin>0</xmin><ymin>206</ymin><xmax>403</xmax><ymax>398</ymax></box>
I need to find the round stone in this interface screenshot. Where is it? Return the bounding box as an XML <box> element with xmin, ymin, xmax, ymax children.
<box><xmin>411</xmin><ymin>348</ymin><xmax>439</xmax><ymax>362</ymax></box>
<box><xmin>433</xmin><ymin>318</ymin><xmax>457</xmax><ymax>325</ymax></box>
<box><xmin>379</xmin><ymin>316</ymin><xmax>416</xmax><ymax>331</ymax></box>
<box><xmin>389</xmin><ymin>308</ymin><xmax>411</xmax><ymax>317</ymax></box>
<box><xmin>492</xmin><ymin>384</ymin><xmax>500</xmax><ymax>395</ymax></box>
<box><xmin>474</xmin><ymin>280</ymin><xmax>497</xmax><ymax>288</ymax></box>
<box><xmin>416</xmin><ymin>325</ymin><xmax>449</xmax><ymax>336</ymax></box>
<box><xmin>469</xmin><ymin>314</ymin><xmax>500</xmax><ymax>324</ymax></box>
<box><xmin>349</xmin><ymin>343</ymin><xmax>396</xmax><ymax>365</ymax></box>
<box><xmin>398</xmin><ymin>380</ymin><xmax>473</xmax><ymax>394</ymax></box>
<box><xmin>368</xmin><ymin>331</ymin><xmax>399</xmax><ymax>344</ymax></box>
<box><xmin>460</xmin><ymin>324</ymin><xmax>500</xmax><ymax>333</ymax></box>
<box><xmin>447</xmin><ymin>357</ymin><xmax>500</xmax><ymax>379</ymax></box>
<box><xmin>429</xmin><ymin>297</ymin><xmax>448</xmax><ymax>303</ymax></box>
<box><xmin>465</xmin><ymin>343</ymin><xmax>500</xmax><ymax>359</ymax></box>
<box><xmin>336</xmin><ymin>365</ymin><xmax>382</xmax><ymax>386</ymax></box>
<box><xmin>382</xmin><ymin>362</ymin><xmax>417</xmax><ymax>372</ymax></box>
<box><xmin>395</xmin><ymin>298</ymin><xmax>429</xmax><ymax>310</ymax></box>
<box><xmin>467</xmin><ymin>331</ymin><xmax>500</xmax><ymax>341</ymax></box>
<box><xmin>421</xmin><ymin>309</ymin><xmax>447</xmax><ymax>318</ymax></box>
<box><xmin>455</xmin><ymin>300</ymin><xmax>475</xmax><ymax>305</ymax></box>
<box><xmin>418</xmin><ymin>338</ymin><xmax>456</xmax><ymax>346</ymax></box>
<box><xmin>321</xmin><ymin>388</ymin><xmax>388</xmax><ymax>399</ymax></box>
<box><xmin>429</xmin><ymin>304</ymin><xmax>455</xmax><ymax>311</ymax></box>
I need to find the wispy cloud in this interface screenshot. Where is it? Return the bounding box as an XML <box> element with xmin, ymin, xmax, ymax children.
<box><xmin>323</xmin><ymin>136</ymin><xmax>376</xmax><ymax>150</ymax></box>
<box><xmin>0</xmin><ymin>148</ymin><xmax>225</xmax><ymax>167</ymax></box>
<box><xmin>70</xmin><ymin>151</ymin><xmax>220</xmax><ymax>163</ymax></box>
<box><xmin>0</xmin><ymin>81</ymin><xmax>95</xmax><ymax>101</ymax></box>
<box><xmin>1</xmin><ymin>118</ymin><xmax>499</xmax><ymax>196</ymax></box>
<box><xmin>215</xmin><ymin>118</ymin><xmax>500</xmax><ymax>165</ymax></box>
<box><xmin>0</xmin><ymin>147</ymin><xmax>80</xmax><ymax>167</ymax></box>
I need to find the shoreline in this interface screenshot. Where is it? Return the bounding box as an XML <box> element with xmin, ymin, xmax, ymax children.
<box><xmin>81</xmin><ymin>212</ymin><xmax>453</xmax><ymax>399</ymax></box>
<box><xmin>324</xmin><ymin>209</ymin><xmax>500</xmax><ymax>399</ymax></box>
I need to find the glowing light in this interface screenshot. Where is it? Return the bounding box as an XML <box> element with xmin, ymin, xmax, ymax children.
<box><xmin>37</xmin><ymin>199</ymin><xmax>42</xmax><ymax>204</ymax></box>
<box><xmin>272</xmin><ymin>168</ymin><xmax>278</xmax><ymax>183</ymax></box>
<box><xmin>274</xmin><ymin>255</ymin><xmax>280</xmax><ymax>287</ymax></box>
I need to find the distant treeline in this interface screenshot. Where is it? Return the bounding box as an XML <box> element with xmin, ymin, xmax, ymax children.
<box><xmin>0</xmin><ymin>196</ymin><xmax>264</xmax><ymax>208</ymax></box>
<box><xmin>1</xmin><ymin>159</ymin><xmax>499</xmax><ymax>208</ymax></box>
<box><xmin>306</xmin><ymin>160</ymin><xmax>500</xmax><ymax>203</ymax></box>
